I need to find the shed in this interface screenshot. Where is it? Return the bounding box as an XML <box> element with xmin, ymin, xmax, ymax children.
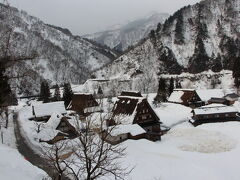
<box><xmin>190</xmin><ymin>104</ymin><xmax>239</xmax><ymax>126</ymax></box>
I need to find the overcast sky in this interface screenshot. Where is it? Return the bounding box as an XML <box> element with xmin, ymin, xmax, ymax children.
<box><xmin>6</xmin><ymin>0</ymin><xmax>201</xmax><ymax>35</ymax></box>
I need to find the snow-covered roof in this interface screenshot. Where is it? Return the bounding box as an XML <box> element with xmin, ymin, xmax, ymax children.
<box><xmin>193</xmin><ymin>104</ymin><xmax>238</xmax><ymax>115</ymax></box>
<box><xmin>45</xmin><ymin>113</ymin><xmax>62</xmax><ymax>129</ymax></box>
<box><xmin>196</xmin><ymin>89</ymin><xmax>224</xmax><ymax>102</ymax></box>
<box><xmin>224</xmin><ymin>93</ymin><xmax>240</xmax><ymax>101</ymax></box>
<box><xmin>109</xmin><ymin>124</ymin><xmax>146</xmax><ymax>136</ymax></box>
<box><xmin>174</xmin><ymin>89</ymin><xmax>195</xmax><ymax>91</ymax></box>
<box><xmin>33</xmin><ymin>101</ymin><xmax>66</xmax><ymax>117</ymax></box>
<box><xmin>84</xmin><ymin>106</ymin><xmax>102</xmax><ymax>113</ymax></box>
<box><xmin>37</xmin><ymin>113</ymin><xmax>64</xmax><ymax>141</ymax></box>
<box><xmin>168</xmin><ymin>91</ymin><xmax>184</xmax><ymax>103</ymax></box>
<box><xmin>118</xmin><ymin>96</ymin><xmax>145</xmax><ymax>100</ymax></box>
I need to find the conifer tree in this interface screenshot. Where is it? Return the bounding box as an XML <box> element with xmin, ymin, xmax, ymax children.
<box><xmin>174</xmin><ymin>10</ymin><xmax>184</xmax><ymax>44</ymax></box>
<box><xmin>0</xmin><ymin>62</ymin><xmax>12</xmax><ymax>106</ymax></box>
<box><xmin>53</xmin><ymin>84</ymin><xmax>61</xmax><ymax>101</ymax></box>
<box><xmin>154</xmin><ymin>78</ymin><xmax>167</xmax><ymax>103</ymax></box>
<box><xmin>63</xmin><ymin>82</ymin><xmax>73</xmax><ymax>108</ymax></box>
<box><xmin>39</xmin><ymin>81</ymin><xmax>51</xmax><ymax>103</ymax></box>
<box><xmin>233</xmin><ymin>57</ymin><xmax>240</xmax><ymax>88</ymax></box>
<box><xmin>168</xmin><ymin>77</ymin><xmax>174</xmax><ymax>96</ymax></box>
<box><xmin>175</xmin><ymin>78</ymin><xmax>182</xmax><ymax>88</ymax></box>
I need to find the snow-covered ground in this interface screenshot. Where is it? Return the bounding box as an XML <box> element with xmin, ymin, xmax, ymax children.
<box><xmin>124</xmin><ymin>122</ymin><xmax>240</xmax><ymax>180</ymax></box>
<box><xmin>0</xmin><ymin>144</ymin><xmax>48</xmax><ymax>180</ymax></box>
<box><xmin>13</xmin><ymin>96</ymin><xmax>240</xmax><ymax>180</ymax></box>
<box><xmin>0</xmin><ymin>101</ymin><xmax>48</xmax><ymax>180</ymax></box>
<box><xmin>147</xmin><ymin>93</ymin><xmax>192</xmax><ymax>128</ymax></box>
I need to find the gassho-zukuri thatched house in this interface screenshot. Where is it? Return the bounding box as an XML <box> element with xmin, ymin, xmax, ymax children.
<box><xmin>39</xmin><ymin>113</ymin><xmax>78</xmax><ymax>144</ymax></box>
<box><xmin>107</xmin><ymin>91</ymin><xmax>162</xmax><ymax>143</ymax></box>
<box><xmin>168</xmin><ymin>89</ymin><xmax>226</xmax><ymax>108</ymax></box>
<box><xmin>29</xmin><ymin>101</ymin><xmax>67</xmax><ymax>122</ymax></box>
<box><xmin>67</xmin><ymin>93</ymin><xmax>101</xmax><ymax>117</ymax></box>
<box><xmin>189</xmin><ymin>104</ymin><xmax>239</xmax><ymax>126</ymax></box>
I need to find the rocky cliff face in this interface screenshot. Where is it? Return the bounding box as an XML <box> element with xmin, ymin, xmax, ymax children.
<box><xmin>94</xmin><ymin>0</ymin><xmax>240</xmax><ymax>93</ymax></box>
<box><xmin>0</xmin><ymin>3</ymin><xmax>116</xmax><ymax>95</ymax></box>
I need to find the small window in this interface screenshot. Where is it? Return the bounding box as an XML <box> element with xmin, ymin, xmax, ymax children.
<box><xmin>215</xmin><ymin>114</ymin><xmax>220</xmax><ymax>118</ymax></box>
<box><xmin>225</xmin><ymin>114</ymin><xmax>229</xmax><ymax>117</ymax></box>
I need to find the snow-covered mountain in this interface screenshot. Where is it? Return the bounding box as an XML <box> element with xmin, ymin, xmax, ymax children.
<box><xmin>83</xmin><ymin>13</ymin><xmax>169</xmax><ymax>51</ymax></box>
<box><xmin>94</xmin><ymin>0</ymin><xmax>240</xmax><ymax>93</ymax></box>
<box><xmin>0</xmin><ymin>3</ymin><xmax>117</xmax><ymax>95</ymax></box>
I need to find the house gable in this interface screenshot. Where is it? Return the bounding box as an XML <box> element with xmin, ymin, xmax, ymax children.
<box><xmin>69</xmin><ymin>94</ymin><xmax>99</xmax><ymax>114</ymax></box>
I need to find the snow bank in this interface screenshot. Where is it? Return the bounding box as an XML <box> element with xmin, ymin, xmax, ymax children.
<box><xmin>110</xmin><ymin>124</ymin><xmax>146</xmax><ymax>136</ymax></box>
<box><xmin>0</xmin><ymin>144</ymin><xmax>48</xmax><ymax>180</ymax></box>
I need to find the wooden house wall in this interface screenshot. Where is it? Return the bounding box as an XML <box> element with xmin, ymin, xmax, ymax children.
<box><xmin>70</xmin><ymin>94</ymin><xmax>99</xmax><ymax>115</ymax></box>
<box><xmin>133</xmin><ymin>100</ymin><xmax>161</xmax><ymax>135</ymax></box>
<box><xmin>56</xmin><ymin>119</ymin><xmax>77</xmax><ymax>138</ymax></box>
<box><xmin>188</xmin><ymin>92</ymin><xmax>204</xmax><ymax>108</ymax></box>
<box><xmin>193</xmin><ymin>112</ymin><xmax>237</xmax><ymax>120</ymax></box>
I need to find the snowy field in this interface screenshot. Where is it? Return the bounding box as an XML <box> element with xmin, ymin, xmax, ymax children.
<box><xmin>12</xmin><ymin>98</ymin><xmax>240</xmax><ymax>180</ymax></box>
<box><xmin>124</xmin><ymin>122</ymin><xmax>240</xmax><ymax>180</ymax></box>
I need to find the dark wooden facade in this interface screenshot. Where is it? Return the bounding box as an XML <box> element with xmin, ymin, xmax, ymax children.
<box><xmin>68</xmin><ymin>94</ymin><xmax>99</xmax><ymax>116</ymax></box>
<box><xmin>112</xmin><ymin>92</ymin><xmax>161</xmax><ymax>141</ymax></box>
<box><xmin>191</xmin><ymin>109</ymin><xmax>239</xmax><ymax>126</ymax></box>
<box><xmin>208</xmin><ymin>98</ymin><xmax>229</xmax><ymax>105</ymax></box>
<box><xmin>169</xmin><ymin>89</ymin><xmax>204</xmax><ymax>108</ymax></box>
<box><xmin>40</xmin><ymin>117</ymin><xmax>78</xmax><ymax>144</ymax></box>
<box><xmin>56</xmin><ymin>117</ymin><xmax>78</xmax><ymax>138</ymax></box>
<box><xmin>188</xmin><ymin>91</ymin><xmax>205</xmax><ymax>108</ymax></box>
<box><xmin>224</xmin><ymin>93</ymin><xmax>239</xmax><ymax>105</ymax></box>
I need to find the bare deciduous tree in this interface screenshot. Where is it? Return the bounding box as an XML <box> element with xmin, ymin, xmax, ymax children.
<box><xmin>42</xmin><ymin>103</ymin><xmax>132</xmax><ymax>180</ymax></box>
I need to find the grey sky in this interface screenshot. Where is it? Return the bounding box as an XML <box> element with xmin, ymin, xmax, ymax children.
<box><xmin>7</xmin><ymin>0</ymin><xmax>201</xmax><ymax>35</ymax></box>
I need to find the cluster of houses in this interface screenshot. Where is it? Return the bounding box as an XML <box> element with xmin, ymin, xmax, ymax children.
<box><xmin>28</xmin><ymin>88</ymin><xmax>240</xmax><ymax>145</ymax></box>
<box><xmin>168</xmin><ymin>89</ymin><xmax>240</xmax><ymax>126</ymax></box>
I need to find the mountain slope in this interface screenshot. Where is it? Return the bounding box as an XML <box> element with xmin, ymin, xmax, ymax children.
<box><xmin>94</xmin><ymin>0</ymin><xmax>240</xmax><ymax>93</ymax></box>
<box><xmin>0</xmin><ymin>3</ymin><xmax>116</xmax><ymax>95</ymax></box>
<box><xmin>83</xmin><ymin>13</ymin><xmax>169</xmax><ymax>51</ymax></box>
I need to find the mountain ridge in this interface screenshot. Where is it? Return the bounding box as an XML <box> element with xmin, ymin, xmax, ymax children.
<box><xmin>83</xmin><ymin>12</ymin><xmax>169</xmax><ymax>52</ymax></box>
<box><xmin>0</xmin><ymin>3</ymin><xmax>117</xmax><ymax>95</ymax></box>
<box><xmin>94</xmin><ymin>0</ymin><xmax>240</xmax><ymax>93</ymax></box>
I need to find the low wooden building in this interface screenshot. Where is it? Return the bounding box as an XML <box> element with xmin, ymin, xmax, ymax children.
<box><xmin>110</xmin><ymin>91</ymin><xmax>162</xmax><ymax>141</ymax></box>
<box><xmin>224</xmin><ymin>93</ymin><xmax>239</xmax><ymax>105</ymax></box>
<box><xmin>168</xmin><ymin>89</ymin><xmax>203</xmax><ymax>108</ymax></box>
<box><xmin>29</xmin><ymin>101</ymin><xmax>67</xmax><ymax>122</ymax></box>
<box><xmin>67</xmin><ymin>93</ymin><xmax>101</xmax><ymax>117</ymax></box>
<box><xmin>189</xmin><ymin>104</ymin><xmax>239</xmax><ymax>126</ymax></box>
<box><xmin>208</xmin><ymin>97</ymin><xmax>229</xmax><ymax>105</ymax></box>
<box><xmin>169</xmin><ymin>89</ymin><xmax>227</xmax><ymax>108</ymax></box>
<box><xmin>104</xmin><ymin>124</ymin><xmax>146</xmax><ymax>145</ymax></box>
